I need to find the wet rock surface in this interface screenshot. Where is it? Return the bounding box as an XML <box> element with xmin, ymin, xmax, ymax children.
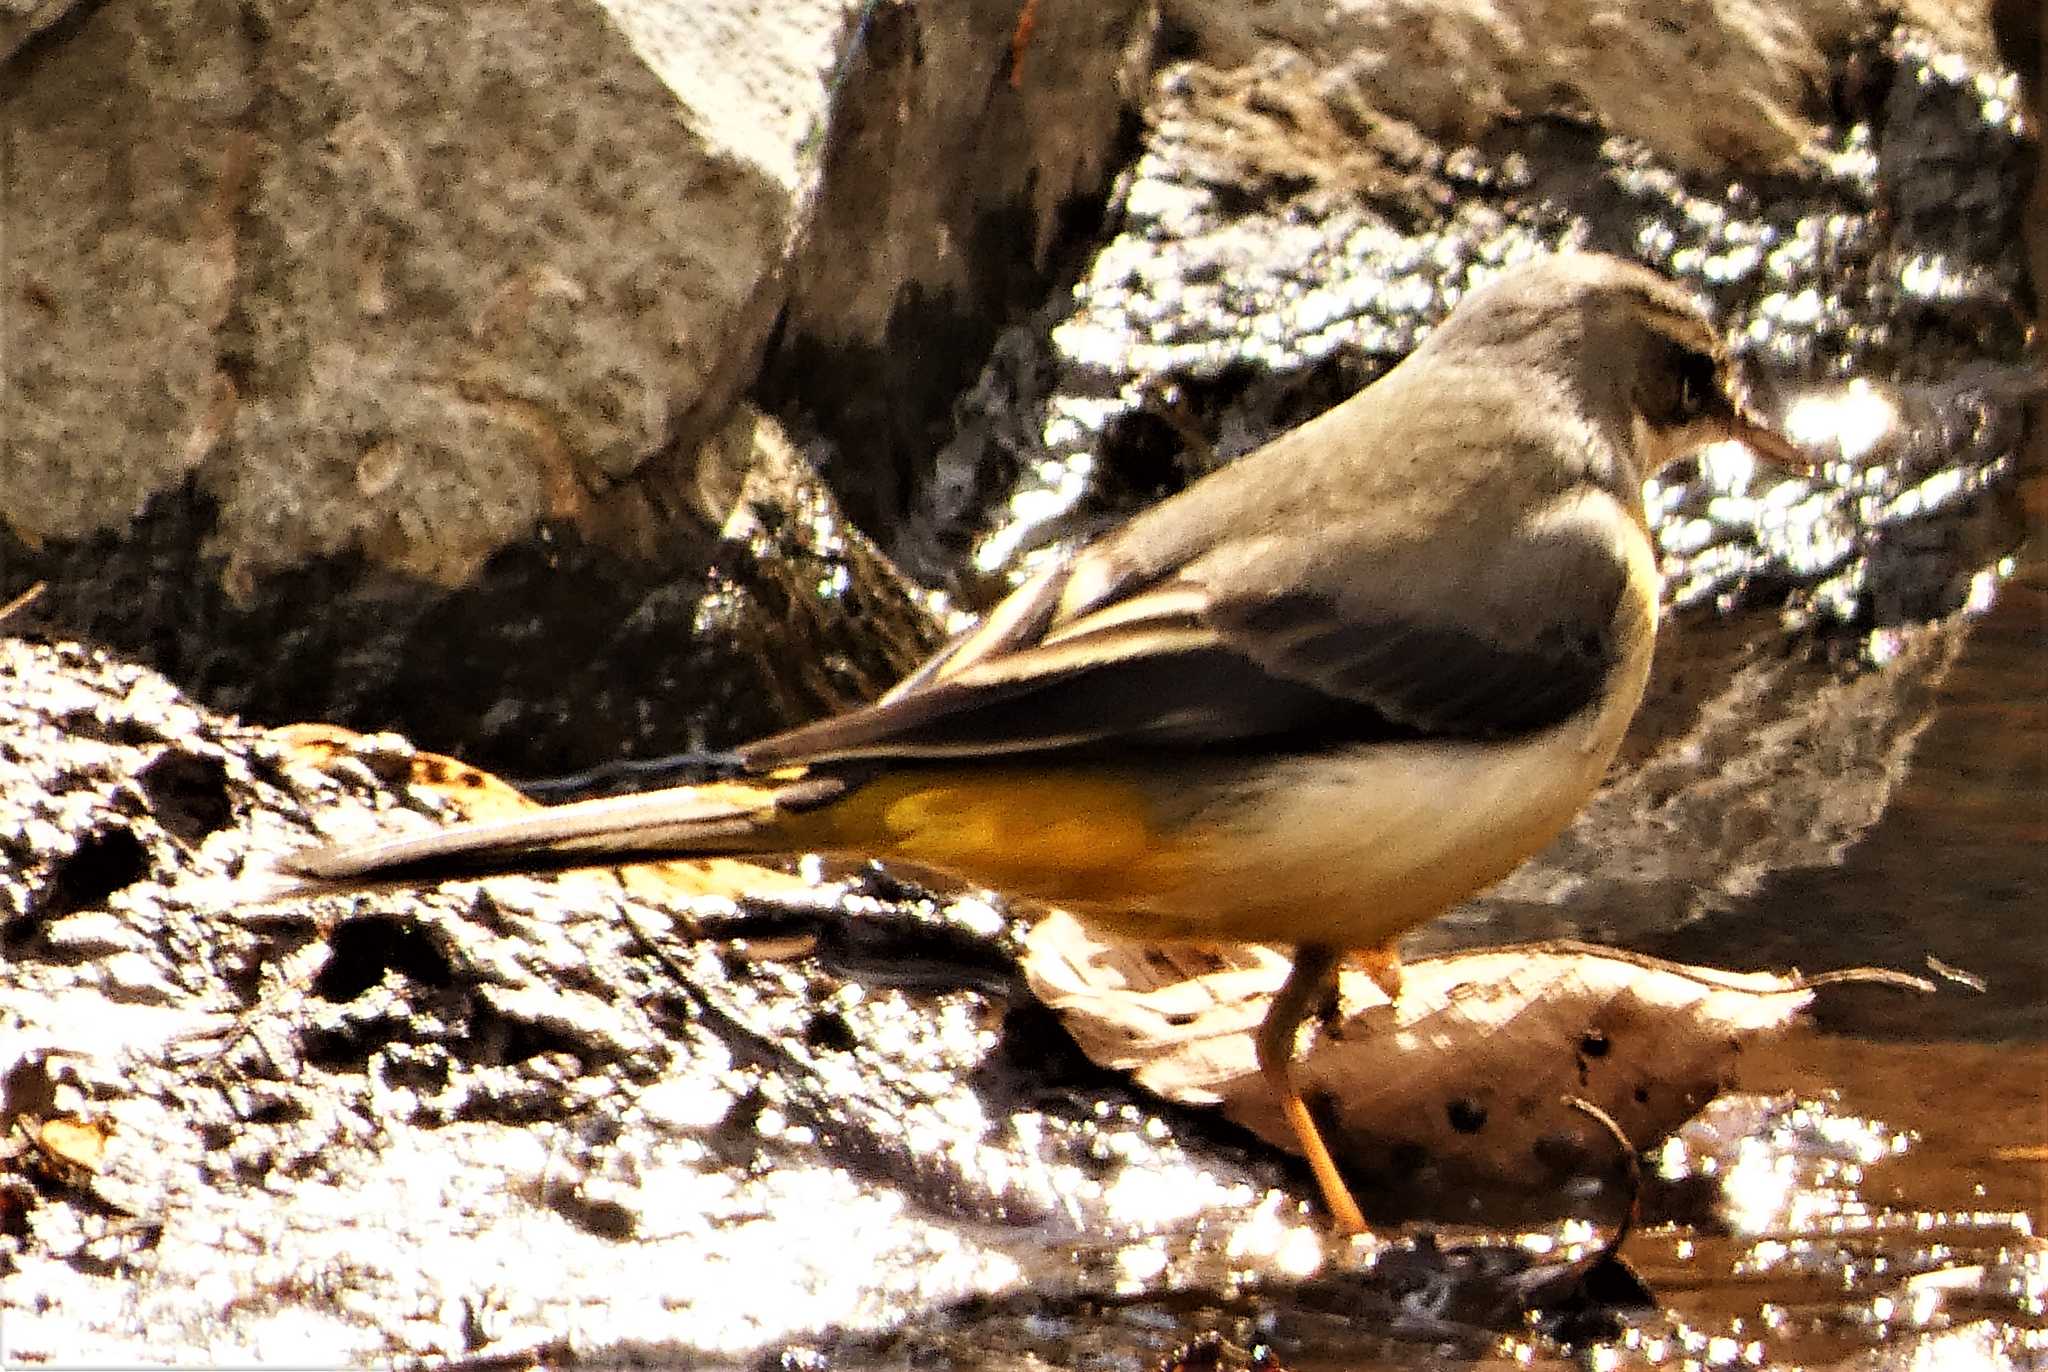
<box><xmin>0</xmin><ymin>636</ymin><xmax>1279</xmax><ymax>1362</ymax></box>
<box><xmin>932</xmin><ymin>29</ymin><xmax>2033</xmax><ymax>591</ymax></box>
<box><xmin>1</xmin><ymin>612</ymin><xmax>2041</xmax><ymax>1366</ymax></box>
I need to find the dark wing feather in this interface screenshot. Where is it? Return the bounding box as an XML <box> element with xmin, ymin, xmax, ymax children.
<box><xmin>1208</xmin><ymin>570</ymin><xmax>1624</xmax><ymax>738</ymax></box>
<box><xmin>741</xmin><ymin>517</ymin><xmax>1631</xmax><ymax>767</ymax></box>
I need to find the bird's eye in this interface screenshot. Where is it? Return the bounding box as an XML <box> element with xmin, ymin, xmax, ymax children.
<box><xmin>1673</xmin><ymin>348</ymin><xmax>1719</xmax><ymax>422</ymax></box>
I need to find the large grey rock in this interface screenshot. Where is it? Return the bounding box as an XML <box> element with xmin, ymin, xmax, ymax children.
<box><xmin>3</xmin><ymin>0</ymin><xmax>862</xmax><ymax>584</ymax></box>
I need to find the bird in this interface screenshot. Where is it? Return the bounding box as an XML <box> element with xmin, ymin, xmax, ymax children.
<box><xmin>275</xmin><ymin>252</ymin><xmax>1807</xmax><ymax>1235</ymax></box>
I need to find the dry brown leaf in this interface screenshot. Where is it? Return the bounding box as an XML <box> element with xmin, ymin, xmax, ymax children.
<box><xmin>24</xmin><ymin>1115</ymin><xmax>114</xmax><ymax>1187</ymax></box>
<box><xmin>1025</xmin><ymin>911</ymin><xmax>1930</xmax><ymax>1187</ymax></box>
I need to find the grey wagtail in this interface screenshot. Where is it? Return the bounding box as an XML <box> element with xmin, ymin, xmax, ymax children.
<box><xmin>277</xmin><ymin>253</ymin><xmax>1807</xmax><ymax>1234</ymax></box>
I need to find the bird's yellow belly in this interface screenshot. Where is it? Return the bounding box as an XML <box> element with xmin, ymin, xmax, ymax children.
<box><xmin>798</xmin><ymin>767</ymin><xmax>1182</xmax><ymax>903</ymax></box>
<box><xmin>1091</xmin><ymin>727</ymin><xmax>1623</xmax><ymax>947</ymax></box>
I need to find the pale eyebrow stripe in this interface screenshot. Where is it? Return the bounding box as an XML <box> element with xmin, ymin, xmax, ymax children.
<box><xmin>1040</xmin><ymin>585</ymin><xmax>1209</xmax><ymax>646</ymax></box>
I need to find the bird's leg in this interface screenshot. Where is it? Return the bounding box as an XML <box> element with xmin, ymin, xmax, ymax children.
<box><xmin>1256</xmin><ymin>943</ymin><xmax>1367</xmax><ymax>1234</ymax></box>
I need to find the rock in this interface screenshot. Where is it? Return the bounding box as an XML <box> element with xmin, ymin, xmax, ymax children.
<box><xmin>4</xmin><ymin>0</ymin><xmax>850</xmax><ymax>580</ymax></box>
<box><xmin>0</xmin><ymin>0</ymin><xmax>81</xmax><ymax>62</ymax></box>
<box><xmin>1158</xmin><ymin>0</ymin><xmax>2000</xmax><ymax>174</ymax></box>
<box><xmin>762</xmin><ymin>0</ymin><xmax>1157</xmax><ymax>541</ymax></box>
<box><xmin>0</xmin><ymin>0</ymin><xmax>1139</xmax><ymax>772</ymax></box>
<box><xmin>0</xmin><ymin>635</ymin><xmax>1294</xmax><ymax>1362</ymax></box>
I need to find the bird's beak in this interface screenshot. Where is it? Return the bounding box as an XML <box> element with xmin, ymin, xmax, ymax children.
<box><xmin>1726</xmin><ymin>407</ymin><xmax>1814</xmax><ymax>472</ymax></box>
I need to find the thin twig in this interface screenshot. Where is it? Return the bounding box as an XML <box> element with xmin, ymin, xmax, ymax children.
<box><xmin>0</xmin><ymin>580</ymin><xmax>46</xmax><ymax>625</ymax></box>
<box><xmin>1564</xmin><ymin>1094</ymin><xmax>1640</xmax><ymax>1264</ymax></box>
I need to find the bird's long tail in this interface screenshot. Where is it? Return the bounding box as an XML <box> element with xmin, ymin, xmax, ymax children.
<box><xmin>273</xmin><ymin>773</ymin><xmax>849</xmax><ymax>893</ymax></box>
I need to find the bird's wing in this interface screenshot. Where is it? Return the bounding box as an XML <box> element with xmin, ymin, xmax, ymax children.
<box><xmin>740</xmin><ymin>451</ymin><xmax>1642</xmax><ymax>767</ymax></box>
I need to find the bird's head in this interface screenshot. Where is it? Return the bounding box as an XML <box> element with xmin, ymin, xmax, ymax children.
<box><xmin>1428</xmin><ymin>253</ymin><xmax>1810</xmax><ymax>485</ymax></box>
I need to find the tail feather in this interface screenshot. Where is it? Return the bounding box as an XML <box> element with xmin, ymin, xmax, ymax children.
<box><xmin>275</xmin><ymin>774</ymin><xmax>846</xmax><ymax>892</ymax></box>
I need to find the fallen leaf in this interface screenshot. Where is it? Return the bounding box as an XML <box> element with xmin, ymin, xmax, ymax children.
<box><xmin>1025</xmin><ymin>912</ymin><xmax>1931</xmax><ymax>1188</ymax></box>
<box><xmin>31</xmin><ymin>1114</ymin><xmax>113</xmax><ymax>1180</ymax></box>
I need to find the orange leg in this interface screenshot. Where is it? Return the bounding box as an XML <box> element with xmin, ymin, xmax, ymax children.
<box><xmin>1256</xmin><ymin>943</ymin><xmax>1367</xmax><ymax>1234</ymax></box>
<box><xmin>1007</xmin><ymin>0</ymin><xmax>1040</xmax><ymax>89</ymax></box>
